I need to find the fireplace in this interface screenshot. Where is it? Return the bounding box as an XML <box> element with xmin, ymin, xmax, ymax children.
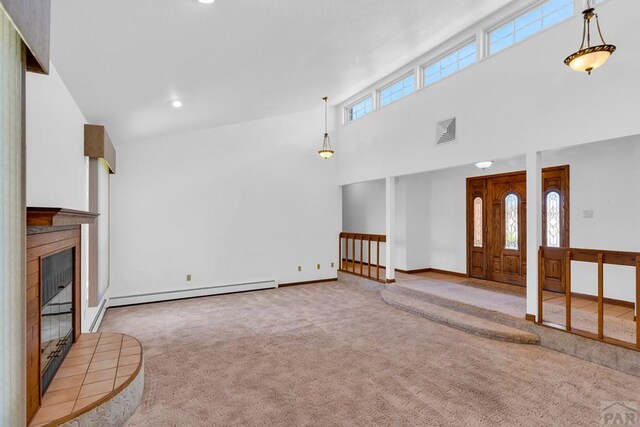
<box><xmin>26</xmin><ymin>207</ymin><xmax>98</xmax><ymax>423</ymax></box>
<box><xmin>40</xmin><ymin>248</ymin><xmax>75</xmax><ymax>393</ymax></box>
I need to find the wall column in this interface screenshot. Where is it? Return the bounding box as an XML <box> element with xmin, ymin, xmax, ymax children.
<box><xmin>526</xmin><ymin>151</ymin><xmax>542</xmax><ymax>320</ymax></box>
<box><xmin>0</xmin><ymin>8</ymin><xmax>27</xmax><ymax>426</ymax></box>
<box><xmin>385</xmin><ymin>177</ymin><xmax>396</xmax><ymax>282</ymax></box>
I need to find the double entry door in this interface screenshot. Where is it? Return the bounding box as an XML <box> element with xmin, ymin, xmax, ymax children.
<box><xmin>467</xmin><ymin>166</ymin><xmax>569</xmax><ymax>291</ymax></box>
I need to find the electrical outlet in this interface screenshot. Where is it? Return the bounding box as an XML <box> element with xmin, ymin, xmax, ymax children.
<box><xmin>186</xmin><ymin>274</ymin><xmax>192</xmax><ymax>281</ymax></box>
<box><xmin>298</xmin><ymin>266</ymin><xmax>302</xmax><ymax>272</ymax></box>
<box><xmin>331</xmin><ymin>262</ymin><xmax>334</xmax><ymax>268</ymax></box>
<box><xmin>317</xmin><ymin>264</ymin><xmax>321</xmax><ymax>270</ymax></box>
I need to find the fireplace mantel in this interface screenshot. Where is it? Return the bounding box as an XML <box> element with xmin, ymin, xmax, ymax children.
<box><xmin>27</xmin><ymin>207</ymin><xmax>98</xmax><ymax>228</ymax></box>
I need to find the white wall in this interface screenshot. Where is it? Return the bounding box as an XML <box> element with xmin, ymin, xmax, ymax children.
<box><xmin>337</xmin><ymin>0</ymin><xmax>640</xmax><ymax>185</ymax></box>
<box><xmin>26</xmin><ymin>65</ymin><xmax>88</xmax><ymax>211</ymax></box>
<box><xmin>110</xmin><ymin>109</ymin><xmax>341</xmax><ymax>299</ymax></box>
<box><xmin>26</xmin><ymin>64</ymin><xmax>106</xmax><ymax>331</ymax></box>
<box><xmin>341</xmin><ymin>180</ymin><xmax>385</xmax><ymax>234</ymax></box>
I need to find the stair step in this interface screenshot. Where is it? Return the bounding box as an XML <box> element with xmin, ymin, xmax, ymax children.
<box><xmin>385</xmin><ymin>282</ymin><xmax>525</xmax><ymax>328</ymax></box>
<box><xmin>382</xmin><ymin>289</ymin><xmax>540</xmax><ymax>345</ymax></box>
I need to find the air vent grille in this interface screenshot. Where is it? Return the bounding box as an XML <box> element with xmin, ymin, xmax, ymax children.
<box><xmin>436</xmin><ymin>117</ymin><xmax>456</xmax><ymax>144</ymax></box>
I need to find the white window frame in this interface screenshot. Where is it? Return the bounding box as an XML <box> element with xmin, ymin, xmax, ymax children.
<box><xmin>420</xmin><ymin>38</ymin><xmax>477</xmax><ymax>88</ymax></box>
<box><xmin>376</xmin><ymin>71</ymin><xmax>416</xmax><ymax>109</ymax></box>
<box><xmin>485</xmin><ymin>0</ymin><xmax>575</xmax><ymax>58</ymax></box>
<box><xmin>344</xmin><ymin>94</ymin><xmax>374</xmax><ymax>124</ymax></box>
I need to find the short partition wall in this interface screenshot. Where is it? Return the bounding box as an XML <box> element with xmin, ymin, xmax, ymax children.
<box><xmin>538</xmin><ymin>246</ymin><xmax>640</xmax><ymax>351</ymax></box>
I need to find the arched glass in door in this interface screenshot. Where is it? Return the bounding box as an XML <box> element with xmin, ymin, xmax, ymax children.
<box><xmin>473</xmin><ymin>197</ymin><xmax>483</xmax><ymax>247</ymax></box>
<box><xmin>505</xmin><ymin>193</ymin><xmax>519</xmax><ymax>250</ymax></box>
<box><xmin>546</xmin><ymin>190</ymin><xmax>561</xmax><ymax>247</ymax></box>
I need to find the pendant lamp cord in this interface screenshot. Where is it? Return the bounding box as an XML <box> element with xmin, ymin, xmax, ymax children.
<box><xmin>323</xmin><ymin>97</ymin><xmax>328</xmax><ymax>135</ymax></box>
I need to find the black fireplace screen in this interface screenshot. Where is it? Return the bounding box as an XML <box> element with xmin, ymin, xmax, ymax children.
<box><xmin>41</xmin><ymin>248</ymin><xmax>74</xmax><ymax>393</ymax></box>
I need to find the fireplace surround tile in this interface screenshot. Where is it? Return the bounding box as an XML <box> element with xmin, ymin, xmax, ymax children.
<box><xmin>60</xmin><ymin>354</ymin><xmax>93</xmax><ymax>367</ymax></box>
<box><xmin>55</xmin><ymin>364</ymin><xmax>89</xmax><ymax>379</ymax></box>
<box><xmin>78</xmin><ymin>379</ymin><xmax>114</xmax><ymax>399</ymax></box>
<box><xmin>90</xmin><ymin>349</ymin><xmax>119</xmax><ymax>362</ymax></box>
<box><xmin>94</xmin><ymin>342</ymin><xmax>121</xmax><ymax>353</ymax></box>
<box><xmin>83</xmin><ymin>368</ymin><xmax>117</xmax><ymax>385</ymax></box>
<box><xmin>47</xmin><ymin>374</ymin><xmax>85</xmax><ymax>392</ymax></box>
<box><xmin>72</xmin><ymin>392</ymin><xmax>108</xmax><ymax>412</ymax></box>
<box><xmin>41</xmin><ymin>387</ymin><xmax>80</xmax><ymax>407</ymax></box>
<box><xmin>87</xmin><ymin>358</ymin><xmax>118</xmax><ymax>373</ymax></box>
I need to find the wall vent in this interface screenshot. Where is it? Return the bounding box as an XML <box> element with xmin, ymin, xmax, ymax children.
<box><xmin>436</xmin><ymin>117</ymin><xmax>456</xmax><ymax>144</ymax></box>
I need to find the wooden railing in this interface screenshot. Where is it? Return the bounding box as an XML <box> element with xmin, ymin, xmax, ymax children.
<box><xmin>538</xmin><ymin>246</ymin><xmax>639</xmax><ymax>350</ymax></box>
<box><xmin>339</xmin><ymin>232</ymin><xmax>386</xmax><ymax>283</ymax></box>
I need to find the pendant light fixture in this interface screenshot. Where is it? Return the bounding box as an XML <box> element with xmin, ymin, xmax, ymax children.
<box><xmin>564</xmin><ymin>1</ymin><xmax>616</xmax><ymax>75</ymax></box>
<box><xmin>318</xmin><ymin>96</ymin><xmax>334</xmax><ymax>160</ymax></box>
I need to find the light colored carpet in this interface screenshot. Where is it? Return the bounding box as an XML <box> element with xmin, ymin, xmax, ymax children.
<box><xmin>100</xmin><ymin>281</ymin><xmax>640</xmax><ymax>426</ymax></box>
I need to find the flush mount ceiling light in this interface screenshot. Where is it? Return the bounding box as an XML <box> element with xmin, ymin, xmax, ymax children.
<box><xmin>564</xmin><ymin>1</ymin><xmax>616</xmax><ymax>75</ymax></box>
<box><xmin>198</xmin><ymin>0</ymin><xmax>215</xmax><ymax>3</ymax></box>
<box><xmin>318</xmin><ymin>96</ymin><xmax>334</xmax><ymax>160</ymax></box>
<box><xmin>172</xmin><ymin>100</ymin><xmax>183</xmax><ymax>108</ymax></box>
<box><xmin>475</xmin><ymin>161</ymin><xmax>493</xmax><ymax>170</ymax></box>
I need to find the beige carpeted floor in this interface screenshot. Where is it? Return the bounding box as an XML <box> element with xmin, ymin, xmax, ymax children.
<box><xmin>100</xmin><ymin>281</ymin><xmax>640</xmax><ymax>426</ymax></box>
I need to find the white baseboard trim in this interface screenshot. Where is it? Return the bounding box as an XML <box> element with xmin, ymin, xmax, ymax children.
<box><xmin>108</xmin><ymin>280</ymin><xmax>277</xmax><ymax>307</ymax></box>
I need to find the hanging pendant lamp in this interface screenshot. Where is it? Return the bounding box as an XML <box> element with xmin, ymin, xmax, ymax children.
<box><xmin>564</xmin><ymin>1</ymin><xmax>616</xmax><ymax>75</ymax></box>
<box><xmin>318</xmin><ymin>97</ymin><xmax>334</xmax><ymax>159</ymax></box>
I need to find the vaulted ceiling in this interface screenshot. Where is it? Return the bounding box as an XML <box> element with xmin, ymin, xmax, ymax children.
<box><xmin>50</xmin><ymin>0</ymin><xmax>512</xmax><ymax>144</ymax></box>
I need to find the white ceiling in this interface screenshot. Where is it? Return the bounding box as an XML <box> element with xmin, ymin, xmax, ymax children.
<box><xmin>50</xmin><ymin>0</ymin><xmax>511</xmax><ymax>144</ymax></box>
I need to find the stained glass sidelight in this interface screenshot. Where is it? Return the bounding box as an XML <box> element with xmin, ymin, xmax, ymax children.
<box><xmin>505</xmin><ymin>194</ymin><xmax>519</xmax><ymax>250</ymax></box>
<box><xmin>546</xmin><ymin>191</ymin><xmax>561</xmax><ymax>247</ymax></box>
<box><xmin>473</xmin><ymin>197</ymin><xmax>483</xmax><ymax>247</ymax></box>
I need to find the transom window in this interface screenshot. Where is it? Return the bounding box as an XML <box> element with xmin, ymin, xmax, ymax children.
<box><xmin>424</xmin><ymin>41</ymin><xmax>476</xmax><ymax>87</ymax></box>
<box><xmin>346</xmin><ymin>96</ymin><xmax>373</xmax><ymax>122</ymax></box>
<box><xmin>546</xmin><ymin>191</ymin><xmax>561</xmax><ymax>247</ymax></box>
<box><xmin>489</xmin><ymin>0</ymin><xmax>574</xmax><ymax>55</ymax></box>
<box><xmin>505</xmin><ymin>194</ymin><xmax>519</xmax><ymax>250</ymax></box>
<box><xmin>379</xmin><ymin>74</ymin><xmax>414</xmax><ymax>108</ymax></box>
<box><xmin>473</xmin><ymin>197</ymin><xmax>483</xmax><ymax>248</ymax></box>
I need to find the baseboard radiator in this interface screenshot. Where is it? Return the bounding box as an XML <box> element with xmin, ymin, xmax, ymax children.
<box><xmin>109</xmin><ymin>280</ymin><xmax>277</xmax><ymax>307</ymax></box>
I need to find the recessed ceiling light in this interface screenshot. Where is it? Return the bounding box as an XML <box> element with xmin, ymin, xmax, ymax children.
<box><xmin>198</xmin><ymin>0</ymin><xmax>215</xmax><ymax>4</ymax></box>
<box><xmin>172</xmin><ymin>100</ymin><xmax>183</xmax><ymax>108</ymax></box>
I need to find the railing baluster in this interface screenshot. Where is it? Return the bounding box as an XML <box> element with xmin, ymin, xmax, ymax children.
<box><xmin>344</xmin><ymin>237</ymin><xmax>348</xmax><ymax>271</ymax></box>
<box><xmin>352</xmin><ymin>236</ymin><xmax>356</xmax><ymax>274</ymax></box>
<box><xmin>376</xmin><ymin>236</ymin><xmax>380</xmax><ymax>282</ymax></box>
<box><xmin>368</xmin><ymin>238</ymin><xmax>371</xmax><ymax>279</ymax></box>
<box><xmin>360</xmin><ymin>238</ymin><xmax>363</xmax><ymax>276</ymax></box>
<box><xmin>565</xmin><ymin>250</ymin><xmax>572</xmax><ymax>331</ymax></box>
<box><xmin>597</xmin><ymin>253</ymin><xmax>604</xmax><ymax>339</ymax></box>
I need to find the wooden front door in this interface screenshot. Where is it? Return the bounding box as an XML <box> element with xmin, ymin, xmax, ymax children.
<box><xmin>487</xmin><ymin>172</ymin><xmax>527</xmax><ymax>286</ymax></box>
